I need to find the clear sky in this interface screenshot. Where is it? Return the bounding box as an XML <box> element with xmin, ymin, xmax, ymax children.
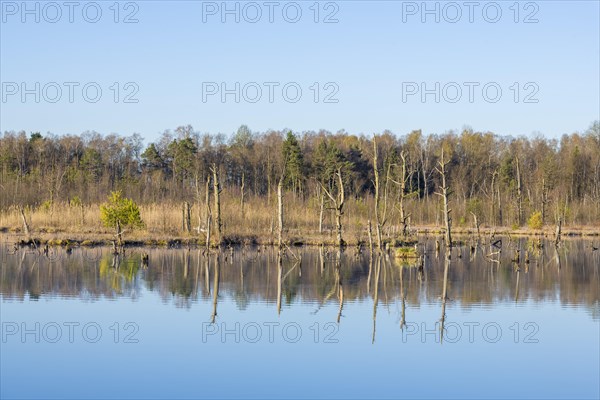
<box><xmin>1</xmin><ymin>0</ymin><xmax>599</xmax><ymax>142</ymax></box>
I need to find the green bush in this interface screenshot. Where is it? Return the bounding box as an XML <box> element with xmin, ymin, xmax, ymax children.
<box><xmin>528</xmin><ymin>211</ymin><xmax>543</xmax><ymax>230</ymax></box>
<box><xmin>100</xmin><ymin>191</ymin><xmax>144</xmax><ymax>232</ymax></box>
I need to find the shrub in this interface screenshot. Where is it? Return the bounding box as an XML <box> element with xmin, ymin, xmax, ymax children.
<box><xmin>100</xmin><ymin>191</ymin><xmax>144</xmax><ymax>233</ymax></box>
<box><xmin>528</xmin><ymin>211</ymin><xmax>543</xmax><ymax>230</ymax></box>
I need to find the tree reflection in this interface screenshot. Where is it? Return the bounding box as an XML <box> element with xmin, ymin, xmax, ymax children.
<box><xmin>211</xmin><ymin>255</ymin><xmax>220</xmax><ymax>323</ymax></box>
<box><xmin>1</xmin><ymin>239</ymin><xmax>598</xmax><ymax>319</ymax></box>
<box><xmin>440</xmin><ymin>250</ymin><xmax>450</xmax><ymax>344</ymax></box>
<box><xmin>372</xmin><ymin>256</ymin><xmax>381</xmax><ymax>344</ymax></box>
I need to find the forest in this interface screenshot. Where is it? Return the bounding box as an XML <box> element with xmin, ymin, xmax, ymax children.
<box><xmin>0</xmin><ymin>121</ymin><xmax>599</xmax><ymax>244</ymax></box>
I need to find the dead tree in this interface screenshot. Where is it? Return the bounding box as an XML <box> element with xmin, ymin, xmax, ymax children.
<box><xmin>318</xmin><ymin>187</ymin><xmax>325</xmax><ymax>234</ymax></box>
<box><xmin>367</xmin><ymin>219</ymin><xmax>374</xmax><ymax>254</ymax></box>
<box><xmin>390</xmin><ymin>151</ymin><xmax>411</xmax><ymax>237</ymax></box>
<box><xmin>470</xmin><ymin>211</ymin><xmax>481</xmax><ymax>240</ymax></box>
<box><xmin>435</xmin><ymin>149</ymin><xmax>453</xmax><ymax>249</ymax></box>
<box><xmin>398</xmin><ymin>151</ymin><xmax>411</xmax><ymax>236</ymax></box>
<box><xmin>182</xmin><ymin>201</ymin><xmax>191</xmax><ymax>233</ymax></box>
<box><xmin>204</xmin><ymin>176</ymin><xmax>212</xmax><ymax>250</ymax></box>
<box><xmin>373</xmin><ymin>138</ymin><xmax>394</xmax><ymax>249</ymax></box>
<box><xmin>489</xmin><ymin>169</ymin><xmax>497</xmax><ymax>226</ymax></box>
<box><xmin>18</xmin><ymin>205</ymin><xmax>30</xmax><ymax>237</ymax></box>
<box><xmin>211</xmin><ymin>164</ymin><xmax>222</xmax><ymax>246</ymax></box>
<box><xmin>322</xmin><ymin>168</ymin><xmax>346</xmax><ymax>247</ymax></box>
<box><xmin>541</xmin><ymin>178</ymin><xmax>549</xmax><ymax>226</ymax></box>
<box><xmin>516</xmin><ymin>157</ymin><xmax>523</xmax><ymax>226</ymax></box>
<box><xmin>373</xmin><ymin>138</ymin><xmax>384</xmax><ymax>249</ymax></box>
<box><xmin>277</xmin><ymin>180</ymin><xmax>284</xmax><ymax>249</ymax></box>
<box><xmin>240</xmin><ymin>171</ymin><xmax>246</xmax><ymax>219</ymax></box>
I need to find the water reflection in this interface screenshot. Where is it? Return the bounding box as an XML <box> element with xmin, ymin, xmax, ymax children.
<box><xmin>211</xmin><ymin>255</ymin><xmax>219</xmax><ymax>323</ymax></box>
<box><xmin>1</xmin><ymin>238</ymin><xmax>599</xmax><ymax>320</ymax></box>
<box><xmin>440</xmin><ymin>250</ymin><xmax>450</xmax><ymax>343</ymax></box>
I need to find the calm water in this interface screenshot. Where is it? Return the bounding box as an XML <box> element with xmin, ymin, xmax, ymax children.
<box><xmin>1</xmin><ymin>237</ymin><xmax>599</xmax><ymax>399</ymax></box>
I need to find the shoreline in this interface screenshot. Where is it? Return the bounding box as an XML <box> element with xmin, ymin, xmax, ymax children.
<box><xmin>2</xmin><ymin>225</ymin><xmax>598</xmax><ymax>248</ymax></box>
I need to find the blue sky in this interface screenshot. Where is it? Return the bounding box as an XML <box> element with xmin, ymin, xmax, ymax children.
<box><xmin>1</xmin><ymin>0</ymin><xmax>599</xmax><ymax>142</ymax></box>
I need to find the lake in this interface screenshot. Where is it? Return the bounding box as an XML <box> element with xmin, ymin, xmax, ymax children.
<box><xmin>1</xmin><ymin>237</ymin><xmax>599</xmax><ymax>399</ymax></box>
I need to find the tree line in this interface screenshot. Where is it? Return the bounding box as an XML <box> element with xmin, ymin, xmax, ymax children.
<box><xmin>1</xmin><ymin>121</ymin><xmax>599</xmax><ymax>233</ymax></box>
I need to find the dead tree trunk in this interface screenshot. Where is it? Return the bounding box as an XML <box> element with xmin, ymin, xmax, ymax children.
<box><xmin>318</xmin><ymin>189</ymin><xmax>325</xmax><ymax>234</ymax></box>
<box><xmin>435</xmin><ymin>149</ymin><xmax>452</xmax><ymax>249</ymax></box>
<box><xmin>389</xmin><ymin>151</ymin><xmax>411</xmax><ymax>236</ymax></box>
<box><xmin>204</xmin><ymin>176</ymin><xmax>212</xmax><ymax>250</ymax></box>
<box><xmin>334</xmin><ymin>169</ymin><xmax>346</xmax><ymax>247</ymax></box>
<box><xmin>367</xmin><ymin>219</ymin><xmax>374</xmax><ymax>254</ymax></box>
<box><xmin>373</xmin><ymin>138</ymin><xmax>383</xmax><ymax>249</ymax></box>
<box><xmin>516</xmin><ymin>157</ymin><xmax>523</xmax><ymax>226</ymax></box>
<box><xmin>397</xmin><ymin>151</ymin><xmax>410</xmax><ymax>237</ymax></box>
<box><xmin>497</xmin><ymin>184</ymin><xmax>503</xmax><ymax>226</ymax></box>
<box><xmin>195</xmin><ymin>174</ymin><xmax>202</xmax><ymax>233</ymax></box>
<box><xmin>374</xmin><ymin>140</ymin><xmax>393</xmax><ymax>247</ymax></box>
<box><xmin>182</xmin><ymin>201</ymin><xmax>191</xmax><ymax>233</ymax></box>
<box><xmin>116</xmin><ymin>220</ymin><xmax>124</xmax><ymax>248</ymax></box>
<box><xmin>541</xmin><ymin>178</ymin><xmax>548</xmax><ymax>226</ymax></box>
<box><xmin>322</xmin><ymin>168</ymin><xmax>346</xmax><ymax>247</ymax></box>
<box><xmin>277</xmin><ymin>180</ymin><xmax>284</xmax><ymax>249</ymax></box>
<box><xmin>470</xmin><ymin>211</ymin><xmax>481</xmax><ymax>240</ymax></box>
<box><xmin>18</xmin><ymin>205</ymin><xmax>30</xmax><ymax>237</ymax></box>
<box><xmin>490</xmin><ymin>170</ymin><xmax>497</xmax><ymax>226</ymax></box>
<box><xmin>211</xmin><ymin>164</ymin><xmax>222</xmax><ymax>246</ymax></box>
<box><xmin>240</xmin><ymin>171</ymin><xmax>246</xmax><ymax>219</ymax></box>
<box><xmin>334</xmin><ymin>171</ymin><xmax>345</xmax><ymax>247</ymax></box>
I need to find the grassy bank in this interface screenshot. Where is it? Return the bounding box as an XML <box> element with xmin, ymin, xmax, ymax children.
<box><xmin>1</xmin><ymin>196</ymin><xmax>598</xmax><ymax>248</ymax></box>
<box><xmin>1</xmin><ymin>223</ymin><xmax>597</xmax><ymax>250</ymax></box>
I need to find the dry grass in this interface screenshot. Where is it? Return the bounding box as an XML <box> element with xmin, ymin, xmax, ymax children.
<box><xmin>1</xmin><ymin>192</ymin><xmax>598</xmax><ymax>246</ymax></box>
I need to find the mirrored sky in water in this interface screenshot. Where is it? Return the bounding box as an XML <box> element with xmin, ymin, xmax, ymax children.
<box><xmin>1</xmin><ymin>238</ymin><xmax>599</xmax><ymax>399</ymax></box>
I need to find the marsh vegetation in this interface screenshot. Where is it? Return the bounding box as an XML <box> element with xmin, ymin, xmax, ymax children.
<box><xmin>1</xmin><ymin>123</ymin><xmax>599</xmax><ymax>247</ymax></box>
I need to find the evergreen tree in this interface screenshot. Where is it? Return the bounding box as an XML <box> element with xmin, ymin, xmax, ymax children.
<box><xmin>282</xmin><ymin>131</ymin><xmax>305</xmax><ymax>195</ymax></box>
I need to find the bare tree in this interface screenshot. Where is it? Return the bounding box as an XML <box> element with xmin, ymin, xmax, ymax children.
<box><xmin>321</xmin><ymin>168</ymin><xmax>346</xmax><ymax>247</ymax></box>
<box><xmin>373</xmin><ymin>137</ymin><xmax>384</xmax><ymax>249</ymax></box>
<box><xmin>277</xmin><ymin>180</ymin><xmax>284</xmax><ymax>249</ymax></box>
<box><xmin>435</xmin><ymin>149</ymin><xmax>453</xmax><ymax>249</ymax></box>
<box><xmin>211</xmin><ymin>164</ymin><xmax>222</xmax><ymax>246</ymax></box>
